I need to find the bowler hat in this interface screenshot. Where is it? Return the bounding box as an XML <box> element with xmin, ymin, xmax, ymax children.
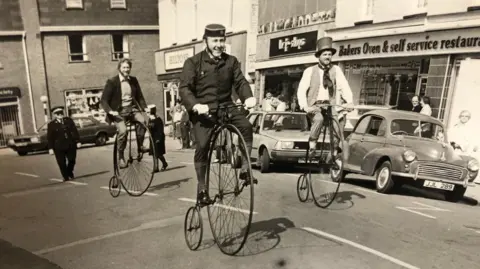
<box><xmin>314</xmin><ymin>37</ymin><xmax>336</xmax><ymax>58</ymax></box>
<box><xmin>204</xmin><ymin>24</ymin><xmax>226</xmax><ymax>38</ymax></box>
<box><xmin>51</xmin><ymin>106</ymin><xmax>65</xmax><ymax>114</ymax></box>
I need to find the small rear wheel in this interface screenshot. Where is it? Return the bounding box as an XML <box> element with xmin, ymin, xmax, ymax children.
<box><xmin>184</xmin><ymin>206</ymin><xmax>203</xmax><ymax>250</ymax></box>
<box><xmin>297</xmin><ymin>173</ymin><xmax>310</xmax><ymax>202</ymax></box>
<box><xmin>108</xmin><ymin>176</ymin><xmax>121</xmax><ymax>198</ymax></box>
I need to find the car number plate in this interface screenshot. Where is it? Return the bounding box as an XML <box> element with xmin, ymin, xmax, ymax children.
<box><xmin>16</xmin><ymin>142</ymin><xmax>28</xmax><ymax>147</ymax></box>
<box><xmin>423</xmin><ymin>180</ymin><xmax>455</xmax><ymax>191</ymax></box>
<box><xmin>298</xmin><ymin>158</ymin><xmax>319</xmax><ymax>164</ymax></box>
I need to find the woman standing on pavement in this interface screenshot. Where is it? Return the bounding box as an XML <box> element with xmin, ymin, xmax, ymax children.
<box><xmin>148</xmin><ymin>105</ymin><xmax>168</xmax><ymax>171</ymax></box>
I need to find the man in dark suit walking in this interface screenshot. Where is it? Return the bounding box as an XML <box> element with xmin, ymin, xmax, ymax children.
<box><xmin>100</xmin><ymin>58</ymin><xmax>149</xmax><ymax>168</ymax></box>
<box><xmin>47</xmin><ymin>106</ymin><xmax>80</xmax><ymax>181</ymax></box>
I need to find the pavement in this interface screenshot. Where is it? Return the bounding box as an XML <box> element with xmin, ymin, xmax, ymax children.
<box><xmin>0</xmin><ymin>140</ymin><xmax>480</xmax><ymax>269</ymax></box>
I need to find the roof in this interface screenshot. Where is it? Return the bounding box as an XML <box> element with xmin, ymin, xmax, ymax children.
<box><xmin>364</xmin><ymin>109</ymin><xmax>444</xmax><ymax>125</ymax></box>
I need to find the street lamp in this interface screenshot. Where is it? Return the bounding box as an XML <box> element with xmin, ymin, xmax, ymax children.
<box><xmin>40</xmin><ymin>95</ymin><xmax>49</xmax><ymax>123</ymax></box>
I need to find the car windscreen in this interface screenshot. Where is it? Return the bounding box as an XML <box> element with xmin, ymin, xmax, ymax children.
<box><xmin>391</xmin><ymin>119</ymin><xmax>445</xmax><ymax>141</ymax></box>
<box><xmin>263</xmin><ymin>114</ymin><xmax>308</xmax><ymax>131</ymax></box>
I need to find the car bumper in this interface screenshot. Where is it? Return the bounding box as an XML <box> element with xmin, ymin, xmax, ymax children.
<box><xmin>8</xmin><ymin>143</ymin><xmax>48</xmax><ymax>153</ymax></box>
<box><xmin>270</xmin><ymin>149</ymin><xmax>329</xmax><ymax>164</ymax></box>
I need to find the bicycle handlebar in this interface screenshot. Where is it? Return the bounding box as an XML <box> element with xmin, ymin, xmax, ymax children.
<box><xmin>209</xmin><ymin>104</ymin><xmax>246</xmax><ymax>113</ymax></box>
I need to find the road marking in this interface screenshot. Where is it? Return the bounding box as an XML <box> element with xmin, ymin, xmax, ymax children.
<box><xmin>15</xmin><ymin>172</ymin><xmax>39</xmax><ymax>178</ymax></box>
<box><xmin>34</xmin><ymin>215</ymin><xmax>183</xmax><ymax>255</ymax></box>
<box><xmin>178</xmin><ymin>198</ymin><xmax>258</xmax><ymax>215</ymax></box>
<box><xmin>395</xmin><ymin>201</ymin><xmax>450</xmax><ymax>219</ymax></box>
<box><xmin>2</xmin><ymin>184</ymin><xmax>81</xmax><ymax>198</ymax></box>
<box><xmin>301</xmin><ymin>227</ymin><xmax>420</xmax><ymax>269</ymax></box>
<box><xmin>49</xmin><ymin>178</ymin><xmax>88</xmax><ymax>186</ymax></box>
<box><xmin>180</xmin><ymin>161</ymin><xmax>193</xmax><ymax>165</ymax></box>
<box><xmin>100</xmin><ymin>186</ymin><xmax>158</xmax><ymax>197</ymax></box>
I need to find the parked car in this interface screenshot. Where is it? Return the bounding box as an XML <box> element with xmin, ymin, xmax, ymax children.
<box><xmin>7</xmin><ymin>116</ymin><xmax>116</xmax><ymax>156</ymax></box>
<box><xmin>334</xmin><ymin>110</ymin><xmax>479</xmax><ymax>202</ymax></box>
<box><xmin>247</xmin><ymin>111</ymin><xmax>333</xmax><ymax>173</ymax></box>
<box><xmin>343</xmin><ymin>104</ymin><xmax>394</xmax><ymax>137</ymax></box>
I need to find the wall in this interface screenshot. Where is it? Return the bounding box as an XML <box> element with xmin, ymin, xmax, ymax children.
<box><xmin>42</xmin><ymin>31</ymin><xmax>162</xmax><ymax>113</ymax></box>
<box><xmin>0</xmin><ymin>37</ymin><xmax>34</xmax><ymax>133</ymax></box>
<box><xmin>37</xmin><ymin>0</ymin><xmax>158</xmax><ymax>26</ymax></box>
<box><xmin>158</xmin><ymin>0</ymin><xmax>252</xmax><ymax>49</ymax></box>
<box><xmin>0</xmin><ymin>0</ymin><xmax>23</xmax><ymax>31</ymax></box>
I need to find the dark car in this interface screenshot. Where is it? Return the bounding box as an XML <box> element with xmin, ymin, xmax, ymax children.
<box><xmin>7</xmin><ymin>116</ymin><xmax>116</xmax><ymax>156</ymax></box>
<box><xmin>334</xmin><ymin>110</ymin><xmax>479</xmax><ymax>203</ymax></box>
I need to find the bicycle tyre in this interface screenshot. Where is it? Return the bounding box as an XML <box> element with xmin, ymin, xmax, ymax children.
<box><xmin>296</xmin><ymin>173</ymin><xmax>310</xmax><ymax>202</ymax></box>
<box><xmin>310</xmin><ymin>117</ymin><xmax>343</xmax><ymax>208</ymax></box>
<box><xmin>184</xmin><ymin>206</ymin><xmax>203</xmax><ymax>251</ymax></box>
<box><xmin>206</xmin><ymin>124</ymin><xmax>254</xmax><ymax>256</ymax></box>
<box><xmin>115</xmin><ymin>120</ymin><xmax>157</xmax><ymax>197</ymax></box>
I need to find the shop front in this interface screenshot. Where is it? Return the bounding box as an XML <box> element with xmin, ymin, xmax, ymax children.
<box><xmin>0</xmin><ymin>87</ymin><xmax>23</xmax><ymax>147</ymax></box>
<box><xmin>64</xmin><ymin>87</ymin><xmax>105</xmax><ymax>123</ymax></box>
<box><xmin>154</xmin><ymin>31</ymin><xmax>248</xmax><ymax>125</ymax></box>
<box><xmin>254</xmin><ymin>9</ymin><xmax>336</xmax><ymax>111</ymax></box>
<box><xmin>330</xmin><ymin>27</ymin><xmax>480</xmax><ymax>128</ymax></box>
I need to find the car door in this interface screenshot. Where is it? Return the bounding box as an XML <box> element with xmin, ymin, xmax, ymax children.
<box><xmin>359</xmin><ymin>116</ymin><xmax>387</xmax><ymax>171</ymax></box>
<box><xmin>346</xmin><ymin>115</ymin><xmax>371</xmax><ymax>171</ymax></box>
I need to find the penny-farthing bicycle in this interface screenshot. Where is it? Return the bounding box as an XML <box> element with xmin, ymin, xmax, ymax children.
<box><xmin>184</xmin><ymin>104</ymin><xmax>255</xmax><ymax>256</ymax></box>
<box><xmin>108</xmin><ymin>110</ymin><xmax>157</xmax><ymax>197</ymax></box>
<box><xmin>296</xmin><ymin>102</ymin><xmax>350</xmax><ymax>208</ymax></box>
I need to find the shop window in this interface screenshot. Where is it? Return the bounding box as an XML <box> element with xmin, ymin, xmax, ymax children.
<box><xmin>68</xmin><ymin>34</ymin><xmax>88</xmax><ymax>62</ymax></box>
<box><xmin>65</xmin><ymin>0</ymin><xmax>83</xmax><ymax>9</ymax></box>
<box><xmin>110</xmin><ymin>0</ymin><xmax>127</xmax><ymax>9</ymax></box>
<box><xmin>111</xmin><ymin>34</ymin><xmax>129</xmax><ymax>60</ymax></box>
<box><xmin>65</xmin><ymin>88</ymin><xmax>104</xmax><ymax>122</ymax></box>
<box><xmin>363</xmin><ymin>0</ymin><xmax>375</xmax><ymax>16</ymax></box>
<box><xmin>162</xmin><ymin>80</ymin><xmax>180</xmax><ymax>124</ymax></box>
<box><xmin>263</xmin><ymin>66</ymin><xmax>306</xmax><ymax>112</ymax></box>
<box><xmin>417</xmin><ymin>0</ymin><xmax>428</xmax><ymax>8</ymax></box>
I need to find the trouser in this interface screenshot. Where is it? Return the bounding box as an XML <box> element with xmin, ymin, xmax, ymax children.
<box><xmin>307</xmin><ymin>109</ymin><xmax>348</xmax><ymax>159</ymax></box>
<box><xmin>54</xmin><ymin>145</ymin><xmax>77</xmax><ymax>180</ymax></box>
<box><xmin>191</xmin><ymin>107</ymin><xmax>253</xmax><ymax>192</ymax></box>
<box><xmin>114</xmin><ymin>110</ymin><xmax>146</xmax><ymax>158</ymax></box>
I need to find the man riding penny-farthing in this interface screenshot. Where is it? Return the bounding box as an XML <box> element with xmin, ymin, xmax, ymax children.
<box><xmin>180</xmin><ymin>24</ymin><xmax>257</xmax><ymax>255</ymax></box>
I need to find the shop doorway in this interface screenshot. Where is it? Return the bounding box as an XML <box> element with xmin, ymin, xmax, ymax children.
<box><xmin>161</xmin><ymin>80</ymin><xmax>180</xmax><ymax>124</ymax></box>
<box><xmin>0</xmin><ymin>100</ymin><xmax>21</xmax><ymax>148</ymax></box>
<box><xmin>263</xmin><ymin>65</ymin><xmax>308</xmax><ymax>112</ymax></box>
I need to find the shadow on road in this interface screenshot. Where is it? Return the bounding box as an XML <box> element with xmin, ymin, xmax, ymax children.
<box><xmin>148</xmin><ymin>177</ymin><xmax>191</xmax><ymax>192</ymax></box>
<box><xmin>161</xmin><ymin>165</ymin><xmax>186</xmax><ymax>172</ymax></box>
<box><xmin>327</xmin><ymin>190</ymin><xmax>366</xmax><ymax>210</ymax></box>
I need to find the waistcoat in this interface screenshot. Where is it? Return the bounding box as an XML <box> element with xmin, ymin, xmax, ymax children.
<box><xmin>306</xmin><ymin>65</ymin><xmax>337</xmax><ymax>107</ymax></box>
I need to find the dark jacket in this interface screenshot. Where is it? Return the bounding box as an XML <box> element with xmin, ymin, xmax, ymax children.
<box><xmin>179</xmin><ymin>50</ymin><xmax>253</xmax><ymax>112</ymax></box>
<box><xmin>149</xmin><ymin>116</ymin><xmax>166</xmax><ymax>155</ymax></box>
<box><xmin>47</xmin><ymin>117</ymin><xmax>79</xmax><ymax>151</ymax></box>
<box><xmin>100</xmin><ymin>75</ymin><xmax>147</xmax><ymax>122</ymax></box>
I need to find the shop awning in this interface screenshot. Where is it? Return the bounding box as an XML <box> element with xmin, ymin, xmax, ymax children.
<box><xmin>254</xmin><ymin>54</ymin><xmax>317</xmax><ymax>70</ymax></box>
<box><xmin>0</xmin><ymin>87</ymin><xmax>21</xmax><ymax>98</ymax></box>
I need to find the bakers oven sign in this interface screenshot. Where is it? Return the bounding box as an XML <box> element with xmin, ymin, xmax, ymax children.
<box><xmin>269</xmin><ymin>31</ymin><xmax>317</xmax><ymax>57</ymax></box>
<box><xmin>164</xmin><ymin>48</ymin><xmax>194</xmax><ymax>70</ymax></box>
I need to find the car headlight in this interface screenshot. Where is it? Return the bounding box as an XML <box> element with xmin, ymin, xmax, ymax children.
<box><xmin>274</xmin><ymin>141</ymin><xmax>294</xmax><ymax>150</ymax></box>
<box><xmin>7</xmin><ymin>139</ymin><xmax>14</xmax><ymax>145</ymax></box>
<box><xmin>468</xmin><ymin>159</ymin><xmax>479</xmax><ymax>172</ymax></box>
<box><xmin>31</xmin><ymin>136</ymin><xmax>40</xmax><ymax>143</ymax></box>
<box><xmin>402</xmin><ymin>150</ymin><xmax>416</xmax><ymax>162</ymax></box>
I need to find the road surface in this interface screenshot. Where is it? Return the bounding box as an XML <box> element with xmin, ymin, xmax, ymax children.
<box><xmin>1</xmin><ymin>142</ymin><xmax>479</xmax><ymax>269</ymax></box>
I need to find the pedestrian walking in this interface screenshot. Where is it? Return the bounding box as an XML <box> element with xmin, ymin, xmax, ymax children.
<box><xmin>100</xmin><ymin>58</ymin><xmax>149</xmax><ymax>169</ymax></box>
<box><xmin>47</xmin><ymin>106</ymin><xmax>80</xmax><ymax>181</ymax></box>
<box><xmin>147</xmin><ymin>105</ymin><xmax>168</xmax><ymax>171</ymax></box>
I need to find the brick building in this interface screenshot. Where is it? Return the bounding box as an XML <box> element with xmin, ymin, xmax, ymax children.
<box><xmin>0</xmin><ymin>0</ymin><xmax>160</xmax><ymax>147</ymax></box>
<box><xmin>0</xmin><ymin>0</ymin><xmax>35</xmax><ymax>147</ymax></box>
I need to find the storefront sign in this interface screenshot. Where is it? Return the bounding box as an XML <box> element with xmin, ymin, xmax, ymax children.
<box><xmin>258</xmin><ymin>9</ymin><xmax>335</xmax><ymax>35</ymax></box>
<box><xmin>269</xmin><ymin>31</ymin><xmax>317</xmax><ymax>58</ymax></box>
<box><xmin>164</xmin><ymin>47</ymin><xmax>195</xmax><ymax>71</ymax></box>
<box><xmin>0</xmin><ymin>87</ymin><xmax>21</xmax><ymax>98</ymax></box>
<box><xmin>333</xmin><ymin>28</ymin><xmax>480</xmax><ymax>61</ymax></box>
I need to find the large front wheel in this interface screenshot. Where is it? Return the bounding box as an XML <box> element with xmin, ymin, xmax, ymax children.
<box><xmin>113</xmin><ymin>120</ymin><xmax>156</xmax><ymax>197</ymax></box>
<box><xmin>206</xmin><ymin>124</ymin><xmax>254</xmax><ymax>256</ymax></box>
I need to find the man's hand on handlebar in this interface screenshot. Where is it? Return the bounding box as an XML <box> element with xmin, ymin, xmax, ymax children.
<box><xmin>108</xmin><ymin>111</ymin><xmax>119</xmax><ymax>117</ymax></box>
<box><xmin>193</xmin><ymin>104</ymin><xmax>209</xmax><ymax>115</ymax></box>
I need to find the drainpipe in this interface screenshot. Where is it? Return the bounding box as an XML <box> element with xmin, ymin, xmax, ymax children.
<box><xmin>22</xmin><ymin>31</ymin><xmax>37</xmax><ymax>132</ymax></box>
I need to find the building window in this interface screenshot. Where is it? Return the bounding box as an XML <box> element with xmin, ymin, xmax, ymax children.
<box><xmin>67</xmin><ymin>34</ymin><xmax>88</xmax><ymax>62</ymax></box>
<box><xmin>364</xmin><ymin>0</ymin><xmax>374</xmax><ymax>16</ymax></box>
<box><xmin>111</xmin><ymin>34</ymin><xmax>129</xmax><ymax>60</ymax></box>
<box><xmin>65</xmin><ymin>88</ymin><xmax>105</xmax><ymax>122</ymax></box>
<box><xmin>65</xmin><ymin>0</ymin><xmax>83</xmax><ymax>9</ymax></box>
<box><xmin>110</xmin><ymin>0</ymin><xmax>127</xmax><ymax>9</ymax></box>
<box><xmin>417</xmin><ymin>0</ymin><xmax>428</xmax><ymax>8</ymax></box>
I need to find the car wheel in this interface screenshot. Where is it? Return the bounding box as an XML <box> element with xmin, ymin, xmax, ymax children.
<box><xmin>259</xmin><ymin>148</ymin><xmax>270</xmax><ymax>173</ymax></box>
<box><xmin>95</xmin><ymin>133</ymin><xmax>108</xmax><ymax>146</ymax></box>
<box><xmin>444</xmin><ymin>186</ymin><xmax>467</xmax><ymax>203</ymax></box>
<box><xmin>375</xmin><ymin>161</ymin><xmax>395</xmax><ymax>194</ymax></box>
<box><xmin>17</xmin><ymin>151</ymin><xmax>27</xmax><ymax>156</ymax></box>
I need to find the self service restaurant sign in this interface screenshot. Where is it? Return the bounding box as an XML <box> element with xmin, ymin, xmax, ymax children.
<box><xmin>333</xmin><ymin>29</ymin><xmax>480</xmax><ymax>61</ymax></box>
